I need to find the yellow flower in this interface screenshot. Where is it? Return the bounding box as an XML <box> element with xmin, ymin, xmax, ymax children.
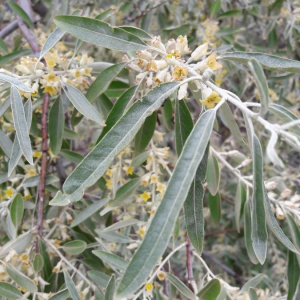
<box><xmin>145</xmin><ymin>282</ymin><xmax>153</xmax><ymax>291</ymax></box>
<box><xmin>126</xmin><ymin>167</ymin><xmax>134</xmax><ymax>175</ymax></box>
<box><xmin>136</xmin><ymin>226</ymin><xmax>146</xmax><ymax>238</ymax></box>
<box><xmin>19</xmin><ymin>253</ymin><xmax>29</xmax><ymax>263</ymax></box>
<box><xmin>200</xmin><ymin>89</ymin><xmax>221</xmax><ymax>109</ymax></box>
<box><xmin>43</xmin><ymin>71</ymin><xmax>59</xmax><ymax>82</ymax></box>
<box><xmin>82</xmin><ymin>67</ymin><xmax>92</xmax><ymax>77</ymax></box>
<box><xmin>156</xmin><ymin>183</ymin><xmax>166</xmax><ymax>195</ymax></box>
<box><xmin>33</xmin><ymin>151</ymin><xmax>42</xmax><ymax>158</ymax></box>
<box><xmin>45</xmin><ymin>52</ymin><xmax>57</xmax><ymax>68</ymax></box>
<box><xmin>172</xmin><ymin>66</ymin><xmax>188</xmax><ymax>81</ymax></box>
<box><xmin>141</xmin><ymin>191</ymin><xmax>151</xmax><ymax>202</ymax></box>
<box><xmin>206</xmin><ymin>52</ymin><xmax>222</xmax><ymax>71</ymax></box>
<box><xmin>43</xmin><ymin>85</ymin><xmax>58</xmax><ymax>96</ymax></box>
<box><xmin>150</xmin><ymin>174</ymin><xmax>158</xmax><ymax>184</ymax></box>
<box><xmin>106</xmin><ymin>179</ymin><xmax>112</xmax><ymax>190</ymax></box>
<box><xmin>25</xmin><ymin>168</ymin><xmax>37</xmax><ymax>177</ymax></box>
<box><xmin>106</xmin><ymin>169</ymin><xmax>113</xmax><ymax>178</ymax></box>
<box><xmin>4</xmin><ymin>188</ymin><xmax>14</xmax><ymax>198</ymax></box>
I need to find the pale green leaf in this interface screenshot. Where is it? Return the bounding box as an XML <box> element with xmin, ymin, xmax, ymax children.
<box><xmin>206</xmin><ymin>154</ymin><xmax>220</xmax><ymax>196</ymax></box>
<box><xmin>10</xmin><ymin>194</ymin><xmax>24</xmax><ymax>228</ymax></box>
<box><xmin>0</xmin><ymin>282</ymin><xmax>23</xmax><ymax>300</ymax></box>
<box><xmin>8</xmin><ymin>1</ymin><xmax>34</xmax><ymax>29</ymax></box>
<box><xmin>208</xmin><ymin>191</ymin><xmax>221</xmax><ymax>225</ymax></box>
<box><xmin>167</xmin><ymin>273</ymin><xmax>196</xmax><ymax>300</ymax></box>
<box><xmin>54</xmin><ymin>16</ymin><xmax>148</xmax><ymax>52</ymax></box>
<box><xmin>0</xmin><ymin>73</ymin><xmax>33</xmax><ymax>93</ymax></box>
<box><xmin>96</xmin><ymin>231</ymin><xmax>132</xmax><ymax>244</ymax></box>
<box><xmin>287</xmin><ymin>251</ymin><xmax>300</xmax><ymax>300</ymax></box>
<box><xmin>103</xmin><ymin>219</ymin><xmax>144</xmax><ymax>232</ymax></box>
<box><xmin>241</xmin><ymin>274</ymin><xmax>265</xmax><ymax>292</ymax></box>
<box><xmin>119</xmin><ymin>26</ymin><xmax>152</xmax><ymax>40</ymax></box>
<box><xmin>235</xmin><ymin>182</ymin><xmax>247</xmax><ymax>233</ymax></box>
<box><xmin>64</xmin><ymin>271</ymin><xmax>81</xmax><ymax>300</ymax></box>
<box><xmin>0</xmin><ymin>129</ymin><xmax>13</xmax><ymax>158</ymax></box>
<box><xmin>197</xmin><ymin>278</ymin><xmax>221</xmax><ymax>300</ymax></box>
<box><xmin>88</xmin><ymin>270</ymin><xmax>110</xmax><ymax>288</ymax></box>
<box><xmin>92</xmin><ymin>250</ymin><xmax>129</xmax><ymax>271</ymax></box>
<box><xmin>48</xmin><ymin>289</ymin><xmax>69</xmax><ymax>300</ymax></box>
<box><xmin>117</xmin><ymin>109</ymin><xmax>216</xmax><ymax>298</ymax></box>
<box><xmin>0</xmin><ymin>49</ymin><xmax>31</xmax><ymax>67</ymax></box>
<box><xmin>0</xmin><ymin>97</ymin><xmax>10</xmax><ymax>117</ymax></box>
<box><xmin>33</xmin><ymin>253</ymin><xmax>44</xmax><ymax>273</ymax></box>
<box><xmin>63</xmin><ymin>240</ymin><xmax>87</xmax><ymax>255</ymax></box>
<box><xmin>95</xmin><ymin>8</ymin><xmax>116</xmax><ymax>21</ymax></box>
<box><xmin>105</xmin><ymin>275</ymin><xmax>115</xmax><ymax>300</ymax></box>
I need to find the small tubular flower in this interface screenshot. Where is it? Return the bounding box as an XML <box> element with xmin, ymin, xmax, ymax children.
<box><xmin>200</xmin><ymin>88</ymin><xmax>221</xmax><ymax>109</ymax></box>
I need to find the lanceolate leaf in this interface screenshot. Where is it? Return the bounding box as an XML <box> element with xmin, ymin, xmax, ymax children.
<box><xmin>0</xmin><ymin>282</ymin><xmax>23</xmax><ymax>300</ymax></box>
<box><xmin>241</xmin><ymin>274</ymin><xmax>265</xmax><ymax>292</ymax></box>
<box><xmin>93</xmin><ymin>250</ymin><xmax>129</xmax><ymax>271</ymax></box>
<box><xmin>63</xmin><ymin>240</ymin><xmax>87</xmax><ymax>255</ymax></box>
<box><xmin>0</xmin><ymin>49</ymin><xmax>31</xmax><ymax>67</ymax></box>
<box><xmin>62</xmin><ymin>82</ymin><xmax>105</xmax><ymax>126</ymax></box>
<box><xmin>10</xmin><ymin>86</ymin><xmax>33</xmax><ymax>164</ymax></box>
<box><xmin>8</xmin><ymin>99</ymin><xmax>32</xmax><ymax>176</ymax></box>
<box><xmin>98</xmin><ymin>85</ymin><xmax>138</xmax><ymax>141</ymax></box>
<box><xmin>197</xmin><ymin>278</ymin><xmax>221</xmax><ymax>300</ymax></box>
<box><xmin>208</xmin><ymin>191</ymin><xmax>222</xmax><ymax>225</ymax></box>
<box><xmin>0</xmin><ymin>73</ymin><xmax>33</xmax><ymax>93</ymax></box>
<box><xmin>184</xmin><ymin>147</ymin><xmax>209</xmax><ymax>254</ymax></box>
<box><xmin>0</xmin><ymin>97</ymin><xmax>10</xmax><ymax>117</ymax></box>
<box><xmin>10</xmin><ymin>193</ymin><xmax>24</xmax><ymax>228</ymax></box>
<box><xmin>220</xmin><ymin>52</ymin><xmax>300</xmax><ymax>73</ymax></box>
<box><xmin>206</xmin><ymin>154</ymin><xmax>220</xmax><ymax>196</ymax></box>
<box><xmin>8</xmin><ymin>1</ymin><xmax>34</xmax><ymax>29</ymax></box>
<box><xmin>64</xmin><ymin>271</ymin><xmax>81</xmax><ymax>300</ymax></box>
<box><xmin>86</xmin><ymin>62</ymin><xmax>127</xmax><ymax>103</ymax></box>
<box><xmin>105</xmin><ymin>275</ymin><xmax>116</xmax><ymax>300</ymax></box>
<box><xmin>117</xmin><ymin>109</ymin><xmax>216</xmax><ymax>299</ymax></box>
<box><xmin>235</xmin><ymin>181</ymin><xmax>247</xmax><ymax>232</ymax></box>
<box><xmin>119</xmin><ymin>26</ymin><xmax>152</xmax><ymax>40</ymax></box>
<box><xmin>49</xmin><ymin>97</ymin><xmax>64</xmax><ymax>155</ymax></box>
<box><xmin>251</xmin><ymin>134</ymin><xmax>268</xmax><ymax>264</ymax></box>
<box><xmin>54</xmin><ymin>16</ymin><xmax>148</xmax><ymax>52</ymax></box>
<box><xmin>287</xmin><ymin>251</ymin><xmax>300</xmax><ymax>300</ymax></box>
<box><xmin>88</xmin><ymin>270</ymin><xmax>110</xmax><ymax>288</ymax></box>
<box><xmin>248</xmin><ymin>59</ymin><xmax>269</xmax><ymax>115</ymax></box>
<box><xmin>166</xmin><ymin>273</ymin><xmax>197</xmax><ymax>300</ymax></box>
<box><xmin>96</xmin><ymin>8</ymin><xmax>116</xmax><ymax>21</ymax></box>
<box><xmin>50</xmin><ymin>82</ymin><xmax>183</xmax><ymax>206</ymax></box>
<box><xmin>0</xmin><ymin>129</ymin><xmax>13</xmax><ymax>158</ymax></box>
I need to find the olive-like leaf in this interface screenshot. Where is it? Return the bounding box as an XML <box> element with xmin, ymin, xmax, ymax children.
<box><xmin>105</xmin><ymin>275</ymin><xmax>116</xmax><ymax>300</ymax></box>
<box><xmin>10</xmin><ymin>193</ymin><xmax>24</xmax><ymax>228</ymax></box>
<box><xmin>197</xmin><ymin>278</ymin><xmax>221</xmax><ymax>300</ymax></box>
<box><xmin>206</xmin><ymin>154</ymin><xmax>220</xmax><ymax>196</ymax></box>
<box><xmin>64</xmin><ymin>270</ymin><xmax>81</xmax><ymax>300</ymax></box>
<box><xmin>0</xmin><ymin>282</ymin><xmax>23</xmax><ymax>300</ymax></box>
<box><xmin>0</xmin><ymin>73</ymin><xmax>33</xmax><ymax>93</ymax></box>
<box><xmin>287</xmin><ymin>251</ymin><xmax>300</xmax><ymax>300</ymax></box>
<box><xmin>93</xmin><ymin>250</ymin><xmax>129</xmax><ymax>271</ymax></box>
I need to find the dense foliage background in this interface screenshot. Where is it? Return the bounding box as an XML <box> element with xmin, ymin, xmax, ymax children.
<box><xmin>0</xmin><ymin>0</ymin><xmax>300</xmax><ymax>299</ymax></box>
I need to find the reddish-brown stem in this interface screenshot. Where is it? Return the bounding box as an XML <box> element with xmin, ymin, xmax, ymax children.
<box><xmin>37</xmin><ymin>92</ymin><xmax>50</xmax><ymax>237</ymax></box>
<box><xmin>185</xmin><ymin>234</ymin><xmax>195</xmax><ymax>293</ymax></box>
<box><xmin>17</xmin><ymin>18</ymin><xmax>39</xmax><ymax>54</ymax></box>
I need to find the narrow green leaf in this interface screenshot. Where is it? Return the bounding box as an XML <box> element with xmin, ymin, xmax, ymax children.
<box><xmin>103</xmin><ymin>219</ymin><xmax>143</xmax><ymax>232</ymax></box>
<box><xmin>206</xmin><ymin>154</ymin><xmax>220</xmax><ymax>196</ymax></box>
<box><xmin>71</xmin><ymin>198</ymin><xmax>109</xmax><ymax>227</ymax></box>
<box><xmin>0</xmin><ymin>38</ymin><xmax>8</xmax><ymax>53</ymax></box>
<box><xmin>235</xmin><ymin>182</ymin><xmax>247</xmax><ymax>233</ymax></box>
<box><xmin>210</xmin><ymin>0</ymin><xmax>221</xmax><ymax>16</ymax></box>
<box><xmin>208</xmin><ymin>191</ymin><xmax>221</xmax><ymax>225</ymax></box>
<box><xmin>60</xmin><ymin>149</ymin><xmax>83</xmax><ymax>164</ymax></box>
<box><xmin>220</xmin><ymin>52</ymin><xmax>300</xmax><ymax>73</ymax></box>
<box><xmin>0</xmin><ymin>49</ymin><xmax>31</xmax><ymax>67</ymax></box>
<box><xmin>50</xmin><ymin>82</ymin><xmax>182</xmax><ymax>206</ymax></box>
<box><xmin>63</xmin><ymin>240</ymin><xmax>87</xmax><ymax>255</ymax></box>
<box><xmin>0</xmin><ymin>73</ymin><xmax>33</xmax><ymax>93</ymax></box>
<box><xmin>0</xmin><ymin>97</ymin><xmax>10</xmax><ymax>117</ymax></box>
<box><xmin>166</xmin><ymin>273</ymin><xmax>197</xmax><ymax>300</ymax></box>
<box><xmin>97</xmin><ymin>231</ymin><xmax>132</xmax><ymax>244</ymax></box>
<box><xmin>11</xmin><ymin>86</ymin><xmax>33</xmax><ymax>164</ymax></box>
<box><xmin>93</xmin><ymin>250</ymin><xmax>129</xmax><ymax>271</ymax></box>
<box><xmin>119</xmin><ymin>26</ymin><xmax>152</xmax><ymax>41</ymax></box>
<box><xmin>6</xmin><ymin>264</ymin><xmax>37</xmax><ymax>293</ymax></box>
<box><xmin>98</xmin><ymin>85</ymin><xmax>138</xmax><ymax>141</ymax></box>
<box><xmin>9</xmin><ymin>1</ymin><xmax>34</xmax><ymax>29</ymax></box>
<box><xmin>244</xmin><ymin>201</ymin><xmax>259</xmax><ymax>264</ymax></box>
<box><xmin>197</xmin><ymin>278</ymin><xmax>221</xmax><ymax>300</ymax></box>
<box><xmin>161</xmin><ymin>98</ymin><xmax>173</xmax><ymax>131</ymax></box>
<box><xmin>134</xmin><ymin>112</ymin><xmax>157</xmax><ymax>156</ymax></box>
<box><xmin>54</xmin><ymin>16</ymin><xmax>148</xmax><ymax>52</ymax></box>
<box><xmin>95</xmin><ymin>8</ymin><xmax>116</xmax><ymax>21</ymax></box>
<box><xmin>10</xmin><ymin>193</ymin><xmax>24</xmax><ymax>228</ymax></box>
<box><xmin>64</xmin><ymin>271</ymin><xmax>81</xmax><ymax>300</ymax></box>
<box><xmin>0</xmin><ymin>282</ymin><xmax>23</xmax><ymax>300</ymax></box>
<box><xmin>184</xmin><ymin>147</ymin><xmax>209</xmax><ymax>254</ymax></box>
<box><xmin>86</xmin><ymin>62</ymin><xmax>127</xmax><ymax>103</ymax></box>
<box><xmin>241</xmin><ymin>274</ymin><xmax>265</xmax><ymax>292</ymax></box>
<box><xmin>8</xmin><ymin>99</ymin><xmax>32</xmax><ymax>176</ymax></box>
<box><xmin>63</xmin><ymin>128</ymin><xmax>79</xmax><ymax>140</ymax></box>
<box><xmin>33</xmin><ymin>253</ymin><xmax>44</xmax><ymax>273</ymax></box>
<box><xmin>251</xmin><ymin>135</ymin><xmax>268</xmax><ymax>264</ymax></box>
<box><xmin>62</xmin><ymin>82</ymin><xmax>105</xmax><ymax>126</ymax></box>
<box><xmin>0</xmin><ymin>130</ymin><xmax>13</xmax><ymax>158</ymax></box>
<box><xmin>286</xmin><ymin>214</ymin><xmax>300</xmax><ymax>252</ymax></box>
<box><xmin>117</xmin><ymin>109</ymin><xmax>216</xmax><ymax>298</ymax></box>
<box><xmin>48</xmin><ymin>289</ymin><xmax>69</xmax><ymax>300</ymax></box>
<box><xmin>130</xmin><ymin>150</ymin><xmax>150</xmax><ymax>167</ymax></box>
<box><xmin>49</xmin><ymin>97</ymin><xmax>64</xmax><ymax>155</ymax></box>
<box><xmin>88</xmin><ymin>270</ymin><xmax>110</xmax><ymax>288</ymax></box>
<box><xmin>105</xmin><ymin>275</ymin><xmax>116</xmax><ymax>300</ymax></box>
<box><xmin>248</xmin><ymin>59</ymin><xmax>269</xmax><ymax>115</ymax></box>
<box><xmin>287</xmin><ymin>251</ymin><xmax>300</xmax><ymax>300</ymax></box>
<box><xmin>248</xmin><ymin>288</ymin><xmax>258</xmax><ymax>300</ymax></box>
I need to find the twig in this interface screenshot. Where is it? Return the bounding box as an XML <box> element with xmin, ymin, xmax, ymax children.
<box><xmin>185</xmin><ymin>234</ymin><xmax>198</xmax><ymax>294</ymax></box>
<box><xmin>16</xmin><ymin>18</ymin><xmax>39</xmax><ymax>54</ymax></box>
<box><xmin>0</xmin><ymin>20</ymin><xmax>19</xmax><ymax>39</ymax></box>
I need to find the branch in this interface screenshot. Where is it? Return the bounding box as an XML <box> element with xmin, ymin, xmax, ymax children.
<box><xmin>185</xmin><ymin>234</ymin><xmax>197</xmax><ymax>294</ymax></box>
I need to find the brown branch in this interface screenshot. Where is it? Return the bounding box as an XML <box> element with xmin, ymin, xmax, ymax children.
<box><xmin>16</xmin><ymin>18</ymin><xmax>39</xmax><ymax>54</ymax></box>
<box><xmin>0</xmin><ymin>20</ymin><xmax>19</xmax><ymax>39</ymax></box>
<box><xmin>185</xmin><ymin>234</ymin><xmax>196</xmax><ymax>294</ymax></box>
<box><xmin>37</xmin><ymin>92</ymin><xmax>50</xmax><ymax>238</ymax></box>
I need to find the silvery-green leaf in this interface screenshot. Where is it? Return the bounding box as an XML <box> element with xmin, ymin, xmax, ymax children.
<box><xmin>54</xmin><ymin>16</ymin><xmax>148</xmax><ymax>52</ymax></box>
<box><xmin>248</xmin><ymin>59</ymin><xmax>269</xmax><ymax>115</ymax></box>
<box><xmin>241</xmin><ymin>274</ymin><xmax>265</xmax><ymax>292</ymax></box>
<box><xmin>6</xmin><ymin>264</ymin><xmax>37</xmax><ymax>293</ymax></box>
<box><xmin>119</xmin><ymin>26</ymin><xmax>152</xmax><ymax>40</ymax></box>
<box><xmin>62</xmin><ymin>82</ymin><xmax>105</xmax><ymax>126</ymax></box>
<box><xmin>206</xmin><ymin>154</ymin><xmax>220</xmax><ymax>196</ymax></box>
<box><xmin>88</xmin><ymin>270</ymin><xmax>110</xmax><ymax>288</ymax></box>
<box><xmin>0</xmin><ymin>73</ymin><xmax>33</xmax><ymax>93</ymax></box>
<box><xmin>96</xmin><ymin>231</ymin><xmax>132</xmax><ymax>244</ymax></box>
<box><xmin>197</xmin><ymin>278</ymin><xmax>221</xmax><ymax>300</ymax></box>
<box><xmin>64</xmin><ymin>271</ymin><xmax>81</xmax><ymax>300</ymax></box>
<box><xmin>0</xmin><ymin>129</ymin><xmax>13</xmax><ymax>158</ymax></box>
<box><xmin>287</xmin><ymin>251</ymin><xmax>300</xmax><ymax>300</ymax></box>
<box><xmin>21</xmin><ymin>174</ymin><xmax>59</xmax><ymax>188</ymax></box>
<box><xmin>49</xmin><ymin>97</ymin><xmax>64</xmax><ymax>155</ymax></box>
<box><xmin>0</xmin><ymin>49</ymin><xmax>31</xmax><ymax>67</ymax></box>
<box><xmin>60</xmin><ymin>149</ymin><xmax>83</xmax><ymax>164</ymax></box>
<box><xmin>220</xmin><ymin>52</ymin><xmax>300</xmax><ymax>73</ymax></box>
<box><xmin>0</xmin><ymin>282</ymin><xmax>23</xmax><ymax>300</ymax></box>
<box><xmin>208</xmin><ymin>191</ymin><xmax>221</xmax><ymax>225</ymax></box>
<box><xmin>251</xmin><ymin>134</ymin><xmax>268</xmax><ymax>264</ymax></box>
<box><xmin>39</xmin><ymin>27</ymin><xmax>64</xmax><ymax>61</ymax></box>
<box><xmin>266</xmin><ymin>130</ymin><xmax>284</xmax><ymax>168</ymax></box>
<box><xmin>244</xmin><ymin>201</ymin><xmax>259</xmax><ymax>264</ymax></box>
<box><xmin>105</xmin><ymin>275</ymin><xmax>115</xmax><ymax>300</ymax></box>
<box><xmin>0</xmin><ymin>97</ymin><xmax>10</xmax><ymax>117</ymax></box>
<box><xmin>50</xmin><ymin>82</ymin><xmax>183</xmax><ymax>206</ymax></box>
<box><xmin>33</xmin><ymin>253</ymin><xmax>44</xmax><ymax>273</ymax></box>
<box><xmin>166</xmin><ymin>273</ymin><xmax>197</xmax><ymax>300</ymax></box>
<box><xmin>11</xmin><ymin>87</ymin><xmax>33</xmax><ymax>164</ymax></box>
<box><xmin>235</xmin><ymin>182</ymin><xmax>247</xmax><ymax>233</ymax></box>
<box><xmin>8</xmin><ymin>1</ymin><xmax>34</xmax><ymax>29</ymax></box>
<box><xmin>103</xmin><ymin>219</ymin><xmax>144</xmax><ymax>232</ymax></box>
<box><xmin>95</xmin><ymin>8</ymin><xmax>116</xmax><ymax>21</ymax></box>
<box><xmin>248</xmin><ymin>288</ymin><xmax>258</xmax><ymax>300</ymax></box>
<box><xmin>130</xmin><ymin>150</ymin><xmax>150</xmax><ymax>167</ymax></box>
<box><xmin>286</xmin><ymin>214</ymin><xmax>300</xmax><ymax>253</ymax></box>
<box><xmin>71</xmin><ymin>198</ymin><xmax>109</xmax><ymax>228</ymax></box>
<box><xmin>48</xmin><ymin>289</ymin><xmax>69</xmax><ymax>300</ymax></box>
<box><xmin>92</xmin><ymin>250</ymin><xmax>129</xmax><ymax>271</ymax></box>
<box><xmin>8</xmin><ymin>99</ymin><xmax>32</xmax><ymax>176</ymax></box>
<box><xmin>264</xmin><ymin>189</ymin><xmax>298</xmax><ymax>253</ymax></box>
<box><xmin>86</xmin><ymin>62</ymin><xmax>127</xmax><ymax>103</ymax></box>
<box><xmin>10</xmin><ymin>193</ymin><xmax>24</xmax><ymax>228</ymax></box>
<box><xmin>117</xmin><ymin>109</ymin><xmax>216</xmax><ymax>298</ymax></box>
<box><xmin>63</xmin><ymin>240</ymin><xmax>87</xmax><ymax>255</ymax></box>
